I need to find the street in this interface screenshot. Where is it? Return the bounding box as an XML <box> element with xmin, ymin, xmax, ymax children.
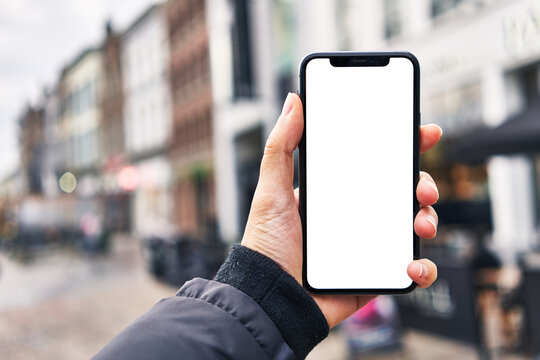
<box><xmin>310</xmin><ymin>326</ymin><xmax>525</xmax><ymax>360</ymax></box>
<box><xmin>0</xmin><ymin>237</ymin><xmax>174</xmax><ymax>360</ymax></box>
<box><xmin>0</xmin><ymin>238</ymin><xmax>528</xmax><ymax>360</ymax></box>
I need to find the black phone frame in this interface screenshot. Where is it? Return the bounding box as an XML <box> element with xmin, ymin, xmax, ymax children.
<box><xmin>298</xmin><ymin>52</ymin><xmax>421</xmax><ymax>295</ymax></box>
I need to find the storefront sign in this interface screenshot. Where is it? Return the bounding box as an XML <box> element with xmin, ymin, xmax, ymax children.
<box><xmin>504</xmin><ymin>6</ymin><xmax>540</xmax><ymax>56</ymax></box>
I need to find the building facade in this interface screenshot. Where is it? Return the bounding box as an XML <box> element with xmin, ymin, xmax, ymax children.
<box><xmin>56</xmin><ymin>47</ymin><xmax>104</xmax><ymax>227</ymax></box>
<box><xmin>101</xmin><ymin>22</ymin><xmax>131</xmax><ymax>232</ymax></box>
<box><xmin>335</xmin><ymin>0</ymin><xmax>540</xmax><ymax>261</ymax></box>
<box><xmin>59</xmin><ymin>48</ymin><xmax>102</xmax><ymax>174</ymax></box>
<box><xmin>208</xmin><ymin>0</ymin><xmax>281</xmax><ymax>243</ymax></box>
<box><xmin>101</xmin><ymin>22</ymin><xmax>124</xmax><ymax>167</ymax></box>
<box><xmin>19</xmin><ymin>105</ymin><xmax>45</xmax><ymax>196</ymax></box>
<box><xmin>121</xmin><ymin>4</ymin><xmax>173</xmax><ymax>237</ymax></box>
<box><xmin>297</xmin><ymin>0</ymin><xmax>540</xmax><ymax>260</ymax></box>
<box><xmin>41</xmin><ymin>87</ymin><xmax>60</xmax><ymax>199</ymax></box>
<box><xmin>168</xmin><ymin>0</ymin><xmax>216</xmax><ymax>240</ymax></box>
<box><xmin>209</xmin><ymin>0</ymin><xmax>540</xmax><ymax>258</ymax></box>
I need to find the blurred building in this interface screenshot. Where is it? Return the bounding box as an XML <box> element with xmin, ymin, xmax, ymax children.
<box><xmin>41</xmin><ymin>87</ymin><xmax>61</xmax><ymax>199</ymax></box>
<box><xmin>58</xmin><ymin>48</ymin><xmax>102</xmax><ymax>173</ymax></box>
<box><xmin>340</xmin><ymin>0</ymin><xmax>540</xmax><ymax>261</ymax></box>
<box><xmin>208</xmin><ymin>0</ymin><xmax>282</xmax><ymax>243</ymax></box>
<box><xmin>56</xmin><ymin>47</ymin><xmax>103</xmax><ymax>227</ymax></box>
<box><xmin>282</xmin><ymin>0</ymin><xmax>540</xmax><ymax>352</ymax></box>
<box><xmin>121</xmin><ymin>4</ymin><xmax>173</xmax><ymax>237</ymax></box>
<box><xmin>17</xmin><ymin>96</ymin><xmax>68</xmax><ymax>231</ymax></box>
<box><xmin>101</xmin><ymin>23</ymin><xmax>124</xmax><ymax>165</ymax></box>
<box><xmin>0</xmin><ymin>170</ymin><xmax>24</xmax><ymax>244</ymax></box>
<box><xmin>34</xmin><ymin>85</ymin><xmax>76</xmax><ymax>231</ymax></box>
<box><xmin>99</xmin><ymin>22</ymin><xmax>131</xmax><ymax>233</ymax></box>
<box><xmin>208</xmin><ymin>0</ymin><xmax>540</xmax><ymax>257</ymax></box>
<box><xmin>167</xmin><ymin>0</ymin><xmax>216</xmax><ymax>240</ymax></box>
<box><xmin>18</xmin><ymin>105</ymin><xmax>45</xmax><ymax>196</ymax></box>
<box><xmin>100</xmin><ymin>22</ymin><xmax>130</xmax><ymax>232</ymax></box>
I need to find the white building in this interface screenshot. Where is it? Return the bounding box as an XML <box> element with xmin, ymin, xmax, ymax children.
<box><xmin>121</xmin><ymin>4</ymin><xmax>173</xmax><ymax>237</ymax></box>
<box><xmin>41</xmin><ymin>87</ymin><xmax>60</xmax><ymax>199</ymax></box>
<box><xmin>59</xmin><ymin>48</ymin><xmax>102</xmax><ymax>173</ymax></box>
<box><xmin>56</xmin><ymin>48</ymin><xmax>104</xmax><ymax>224</ymax></box>
<box><xmin>208</xmin><ymin>0</ymin><xmax>281</xmax><ymax>243</ymax></box>
<box><xmin>210</xmin><ymin>0</ymin><xmax>540</xmax><ymax>259</ymax></box>
<box><xmin>320</xmin><ymin>0</ymin><xmax>540</xmax><ymax>262</ymax></box>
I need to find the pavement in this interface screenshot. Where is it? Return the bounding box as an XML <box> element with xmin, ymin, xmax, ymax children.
<box><xmin>0</xmin><ymin>237</ymin><xmax>529</xmax><ymax>360</ymax></box>
<box><xmin>308</xmin><ymin>329</ymin><xmax>529</xmax><ymax>360</ymax></box>
<box><xmin>308</xmin><ymin>329</ymin><xmax>480</xmax><ymax>360</ymax></box>
<box><xmin>0</xmin><ymin>236</ymin><xmax>175</xmax><ymax>360</ymax></box>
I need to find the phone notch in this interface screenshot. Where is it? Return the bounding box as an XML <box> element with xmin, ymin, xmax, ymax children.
<box><xmin>330</xmin><ymin>56</ymin><xmax>390</xmax><ymax>67</ymax></box>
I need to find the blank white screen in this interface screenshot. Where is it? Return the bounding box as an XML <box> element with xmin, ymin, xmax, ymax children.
<box><xmin>305</xmin><ymin>57</ymin><xmax>415</xmax><ymax>290</ymax></box>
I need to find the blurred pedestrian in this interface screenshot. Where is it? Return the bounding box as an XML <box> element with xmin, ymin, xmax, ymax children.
<box><xmin>79</xmin><ymin>211</ymin><xmax>102</xmax><ymax>252</ymax></box>
<box><xmin>94</xmin><ymin>93</ymin><xmax>442</xmax><ymax>360</ymax></box>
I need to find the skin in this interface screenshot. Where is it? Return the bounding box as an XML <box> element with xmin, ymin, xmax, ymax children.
<box><xmin>242</xmin><ymin>93</ymin><xmax>443</xmax><ymax>329</ymax></box>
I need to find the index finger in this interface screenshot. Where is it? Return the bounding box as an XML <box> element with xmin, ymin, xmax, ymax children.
<box><xmin>420</xmin><ymin>124</ymin><xmax>443</xmax><ymax>154</ymax></box>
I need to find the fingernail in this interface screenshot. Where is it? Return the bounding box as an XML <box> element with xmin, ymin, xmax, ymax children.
<box><xmin>436</xmin><ymin>124</ymin><xmax>443</xmax><ymax>136</ymax></box>
<box><xmin>412</xmin><ymin>262</ymin><xmax>429</xmax><ymax>279</ymax></box>
<box><xmin>428</xmin><ymin>181</ymin><xmax>439</xmax><ymax>200</ymax></box>
<box><xmin>281</xmin><ymin>92</ymin><xmax>294</xmax><ymax>116</ymax></box>
<box><xmin>426</xmin><ymin>215</ymin><xmax>437</xmax><ymax>232</ymax></box>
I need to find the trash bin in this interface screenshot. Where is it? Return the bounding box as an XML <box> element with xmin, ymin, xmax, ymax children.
<box><xmin>143</xmin><ymin>234</ymin><xmax>226</xmax><ymax>286</ymax></box>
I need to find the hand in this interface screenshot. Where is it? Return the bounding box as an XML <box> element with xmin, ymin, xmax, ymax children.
<box><xmin>242</xmin><ymin>93</ymin><xmax>442</xmax><ymax>328</ymax></box>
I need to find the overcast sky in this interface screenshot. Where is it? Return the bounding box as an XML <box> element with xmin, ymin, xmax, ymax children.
<box><xmin>0</xmin><ymin>0</ymin><xmax>160</xmax><ymax>181</ymax></box>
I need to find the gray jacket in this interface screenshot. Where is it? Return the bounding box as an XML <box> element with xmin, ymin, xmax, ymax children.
<box><xmin>93</xmin><ymin>245</ymin><xmax>329</xmax><ymax>359</ymax></box>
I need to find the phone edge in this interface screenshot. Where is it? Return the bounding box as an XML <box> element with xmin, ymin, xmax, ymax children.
<box><xmin>299</xmin><ymin>51</ymin><xmax>421</xmax><ymax>295</ymax></box>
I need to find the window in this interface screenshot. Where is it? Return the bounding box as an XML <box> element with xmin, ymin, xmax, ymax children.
<box><xmin>64</xmin><ymin>94</ymin><xmax>72</xmax><ymax>116</ymax></box>
<box><xmin>431</xmin><ymin>0</ymin><xmax>464</xmax><ymax>18</ymax></box>
<box><xmin>71</xmin><ymin>88</ymin><xmax>80</xmax><ymax>115</ymax></box>
<box><xmin>515</xmin><ymin>64</ymin><xmax>540</xmax><ymax>227</ymax></box>
<box><xmin>88</xmin><ymin>79</ymin><xmax>97</xmax><ymax>109</ymax></box>
<box><xmin>235</xmin><ymin>126</ymin><xmax>264</xmax><ymax>231</ymax></box>
<box><xmin>519</xmin><ymin>64</ymin><xmax>540</xmax><ymax>105</ymax></box>
<box><xmin>424</xmin><ymin>82</ymin><xmax>482</xmax><ymax>135</ymax></box>
<box><xmin>231</xmin><ymin>0</ymin><xmax>254</xmax><ymax>99</ymax></box>
<box><xmin>79</xmin><ymin>82</ymin><xmax>91</xmax><ymax>113</ymax></box>
<box><xmin>336</xmin><ymin>0</ymin><xmax>351</xmax><ymax>49</ymax></box>
<box><xmin>384</xmin><ymin>0</ymin><xmax>402</xmax><ymax>39</ymax></box>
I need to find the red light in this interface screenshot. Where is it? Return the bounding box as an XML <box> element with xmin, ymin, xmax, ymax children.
<box><xmin>118</xmin><ymin>166</ymin><xmax>139</xmax><ymax>192</ymax></box>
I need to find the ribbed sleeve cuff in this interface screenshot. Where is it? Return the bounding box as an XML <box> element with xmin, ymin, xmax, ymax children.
<box><xmin>214</xmin><ymin>245</ymin><xmax>329</xmax><ymax>359</ymax></box>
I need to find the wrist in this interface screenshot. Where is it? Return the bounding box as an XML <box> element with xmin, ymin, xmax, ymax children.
<box><xmin>241</xmin><ymin>233</ymin><xmax>303</xmax><ymax>284</ymax></box>
<box><xmin>215</xmin><ymin>245</ymin><xmax>329</xmax><ymax>359</ymax></box>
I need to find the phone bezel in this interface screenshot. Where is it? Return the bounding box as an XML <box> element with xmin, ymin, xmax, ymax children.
<box><xmin>298</xmin><ymin>52</ymin><xmax>421</xmax><ymax>295</ymax></box>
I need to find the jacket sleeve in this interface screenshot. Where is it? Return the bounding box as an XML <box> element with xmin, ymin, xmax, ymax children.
<box><xmin>93</xmin><ymin>278</ymin><xmax>295</xmax><ymax>360</ymax></box>
<box><xmin>93</xmin><ymin>245</ymin><xmax>329</xmax><ymax>360</ymax></box>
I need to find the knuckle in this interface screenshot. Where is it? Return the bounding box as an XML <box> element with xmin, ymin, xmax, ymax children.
<box><xmin>263</xmin><ymin>136</ymin><xmax>280</xmax><ymax>157</ymax></box>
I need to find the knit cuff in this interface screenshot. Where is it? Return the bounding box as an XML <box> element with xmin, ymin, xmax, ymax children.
<box><xmin>214</xmin><ymin>245</ymin><xmax>329</xmax><ymax>359</ymax></box>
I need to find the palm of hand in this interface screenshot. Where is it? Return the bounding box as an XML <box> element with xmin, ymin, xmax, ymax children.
<box><xmin>243</xmin><ymin>185</ymin><xmax>373</xmax><ymax>328</ymax></box>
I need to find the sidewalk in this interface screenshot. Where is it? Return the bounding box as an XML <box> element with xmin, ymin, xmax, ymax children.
<box><xmin>0</xmin><ymin>238</ymin><xmax>528</xmax><ymax>360</ymax></box>
<box><xmin>0</xmin><ymin>236</ymin><xmax>175</xmax><ymax>360</ymax></box>
<box><xmin>308</xmin><ymin>328</ymin><xmax>526</xmax><ymax>360</ymax></box>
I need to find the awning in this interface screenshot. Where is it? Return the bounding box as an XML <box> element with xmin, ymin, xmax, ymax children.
<box><xmin>454</xmin><ymin>101</ymin><xmax>540</xmax><ymax>164</ymax></box>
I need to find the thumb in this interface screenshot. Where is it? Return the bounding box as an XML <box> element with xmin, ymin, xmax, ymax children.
<box><xmin>258</xmin><ymin>93</ymin><xmax>304</xmax><ymax>192</ymax></box>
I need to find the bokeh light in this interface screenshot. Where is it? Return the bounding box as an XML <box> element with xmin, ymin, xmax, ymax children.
<box><xmin>59</xmin><ymin>172</ymin><xmax>77</xmax><ymax>193</ymax></box>
<box><xmin>118</xmin><ymin>166</ymin><xmax>139</xmax><ymax>192</ymax></box>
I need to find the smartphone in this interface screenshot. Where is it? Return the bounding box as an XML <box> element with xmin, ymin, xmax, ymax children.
<box><xmin>298</xmin><ymin>52</ymin><xmax>420</xmax><ymax>294</ymax></box>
